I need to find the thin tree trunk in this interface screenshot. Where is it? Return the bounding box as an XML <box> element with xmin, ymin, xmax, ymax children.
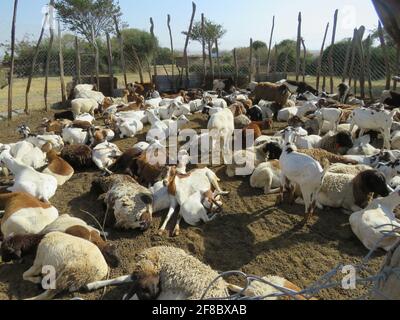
<box><xmin>58</xmin><ymin>20</ymin><xmax>66</xmax><ymax>103</ymax></box>
<box><xmin>266</xmin><ymin>15</ymin><xmax>275</xmax><ymax>74</ymax></box>
<box><xmin>328</xmin><ymin>9</ymin><xmax>338</xmax><ymax>93</ymax></box>
<box><xmin>132</xmin><ymin>47</ymin><xmax>144</xmax><ymax>83</ymax></box>
<box><xmin>201</xmin><ymin>13</ymin><xmax>207</xmax><ymax>87</ymax></box>
<box><xmin>295</xmin><ymin>12</ymin><xmax>302</xmax><ymax>81</ymax></box>
<box><xmin>378</xmin><ymin>21</ymin><xmax>392</xmax><ymax>90</ymax></box>
<box><xmin>348</xmin><ymin>28</ymin><xmax>358</xmax><ymax>88</ymax></box>
<box><xmin>106</xmin><ymin>33</ymin><xmax>114</xmax><ymax>96</ymax></box>
<box><xmin>25</xmin><ymin>8</ymin><xmax>48</xmax><ymax>114</ymax></box>
<box><xmin>316</xmin><ymin>22</ymin><xmax>329</xmax><ymax>91</ymax></box>
<box><xmin>208</xmin><ymin>41</ymin><xmax>214</xmax><ymax>81</ymax></box>
<box><xmin>8</xmin><ymin>0</ymin><xmax>18</xmax><ymax>120</ymax></box>
<box><xmin>75</xmin><ymin>36</ymin><xmax>81</xmax><ymax>85</ymax></box>
<box><xmin>150</xmin><ymin>17</ymin><xmax>157</xmax><ymax>80</ymax></box>
<box><xmin>395</xmin><ymin>44</ymin><xmax>400</xmax><ymax>91</ymax></box>
<box><xmin>182</xmin><ymin>2</ymin><xmax>196</xmax><ymax>88</ymax></box>
<box><xmin>114</xmin><ymin>16</ymin><xmax>127</xmax><ymax>88</ymax></box>
<box><xmin>145</xmin><ymin>56</ymin><xmax>152</xmax><ymax>83</ymax></box>
<box><xmin>249</xmin><ymin>38</ymin><xmax>253</xmax><ymax>82</ymax></box>
<box><xmin>44</xmin><ymin>0</ymin><xmax>55</xmax><ymax>112</ymax></box>
<box><xmin>167</xmin><ymin>14</ymin><xmax>176</xmax><ymax>90</ymax></box>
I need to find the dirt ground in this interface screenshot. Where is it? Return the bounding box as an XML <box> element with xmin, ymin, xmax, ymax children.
<box><xmin>0</xmin><ymin>110</ymin><xmax>387</xmax><ymax>300</ymax></box>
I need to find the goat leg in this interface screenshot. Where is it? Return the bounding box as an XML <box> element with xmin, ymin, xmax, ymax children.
<box><xmin>84</xmin><ymin>275</ymin><xmax>134</xmax><ymax>292</ymax></box>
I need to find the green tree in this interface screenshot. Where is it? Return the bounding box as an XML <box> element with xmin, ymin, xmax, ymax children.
<box><xmin>118</xmin><ymin>28</ymin><xmax>158</xmax><ymax>61</ymax></box>
<box><xmin>55</xmin><ymin>0</ymin><xmax>122</xmax><ymax>42</ymax></box>
<box><xmin>182</xmin><ymin>18</ymin><xmax>226</xmax><ymax>52</ymax></box>
<box><xmin>252</xmin><ymin>40</ymin><xmax>267</xmax><ymax>51</ymax></box>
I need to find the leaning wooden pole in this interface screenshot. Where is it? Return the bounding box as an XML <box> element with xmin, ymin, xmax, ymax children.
<box><xmin>91</xmin><ymin>26</ymin><xmax>100</xmax><ymax>91</ymax></box>
<box><xmin>215</xmin><ymin>39</ymin><xmax>221</xmax><ymax>79</ymax></box>
<box><xmin>114</xmin><ymin>16</ymin><xmax>127</xmax><ymax>88</ymax></box>
<box><xmin>249</xmin><ymin>38</ymin><xmax>254</xmax><ymax>83</ymax></box>
<box><xmin>301</xmin><ymin>38</ymin><xmax>306</xmax><ymax>82</ymax></box>
<box><xmin>106</xmin><ymin>33</ymin><xmax>114</xmax><ymax>96</ymax></box>
<box><xmin>25</xmin><ymin>7</ymin><xmax>48</xmax><ymax>114</ymax></box>
<box><xmin>132</xmin><ymin>47</ymin><xmax>144</xmax><ymax>83</ymax></box>
<box><xmin>44</xmin><ymin>0</ymin><xmax>55</xmax><ymax>112</ymax></box>
<box><xmin>355</xmin><ymin>26</ymin><xmax>366</xmax><ymax>99</ymax></box>
<box><xmin>266</xmin><ymin>15</ymin><xmax>275</xmax><ymax>74</ymax></box>
<box><xmin>341</xmin><ymin>38</ymin><xmax>352</xmax><ymax>83</ymax></box>
<box><xmin>328</xmin><ymin>9</ymin><xmax>338</xmax><ymax>93</ymax></box>
<box><xmin>58</xmin><ymin>20</ymin><xmax>67</xmax><ymax>103</ymax></box>
<box><xmin>348</xmin><ymin>28</ymin><xmax>358</xmax><ymax>88</ymax></box>
<box><xmin>316</xmin><ymin>22</ymin><xmax>329</xmax><ymax>91</ymax></box>
<box><xmin>201</xmin><ymin>13</ymin><xmax>207</xmax><ymax>87</ymax></box>
<box><xmin>182</xmin><ymin>2</ymin><xmax>197</xmax><ymax>88</ymax></box>
<box><xmin>233</xmin><ymin>48</ymin><xmax>238</xmax><ymax>87</ymax></box>
<box><xmin>150</xmin><ymin>17</ymin><xmax>157</xmax><ymax>81</ymax></box>
<box><xmin>295</xmin><ymin>12</ymin><xmax>302</xmax><ymax>81</ymax></box>
<box><xmin>8</xmin><ymin>0</ymin><xmax>18</xmax><ymax>120</ymax></box>
<box><xmin>378</xmin><ymin>21</ymin><xmax>392</xmax><ymax>90</ymax></box>
<box><xmin>365</xmin><ymin>35</ymin><xmax>374</xmax><ymax>99</ymax></box>
<box><xmin>167</xmin><ymin>14</ymin><xmax>175</xmax><ymax>89</ymax></box>
<box><xmin>75</xmin><ymin>36</ymin><xmax>81</xmax><ymax>85</ymax></box>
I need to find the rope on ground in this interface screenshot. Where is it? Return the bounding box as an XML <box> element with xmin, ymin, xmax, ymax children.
<box><xmin>201</xmin><ymin>226</ymin><xmax>400</xmax><ymax>300</ymax></box>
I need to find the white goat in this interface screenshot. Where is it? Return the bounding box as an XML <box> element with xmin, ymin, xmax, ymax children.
<box><xmin>92</xmin><ymin>142</ymin><xmax>122</xmax><ymax>175</ymax></box>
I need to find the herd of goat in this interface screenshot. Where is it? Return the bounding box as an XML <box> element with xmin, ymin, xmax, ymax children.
<box><xmin>0</xmin><ymin>78</ymin><xmax>399</xmax><ymax>300</ymax></box>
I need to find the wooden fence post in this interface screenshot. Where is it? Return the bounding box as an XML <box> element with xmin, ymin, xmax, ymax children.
<box><xmin>233</xmin><ymin>48</ymin><xmax>238</xmax><ymax>87</ymax></box>
<box><xmin>328</xmin><ymin>9</ymin><xmax>338</xmax><ymax>93</ymax></box>
<box><xmin>91</xmin><ymin>26</ymin><xmax>100</xmax><ymax>91</ymax></box>
<box><xmin>201</xmin><ymin>13</ymin><xmax>207</xmax><ymax>87</ymax></box>
<box><xmin>378</xmin><ymin>21</ymin><xmax>392</xmax><ymax>90</ymax></box>
<box><xmin>106</xmin><ymin>33</ymin><xmax>114</xmax><ymax>96</ymax></box>
<box><xmin>150</xmin><ymin>17</ymin><xmax>157</xmax><ymax>80</ymax></box>
<box><xmin>58</xmin><ymin>20</ymin><xmax>67</xmax><ymax>103</ymax></box>
<box><xmin>395</xmin><ymin>45</ymin><xmax>400</xmax><ymax>91</ymax></box>
<box><xmin>295</xmin><ymin>12</ymin><xmax>302</xmax><ymax>81</ymax></box>
<box><xmin>114</xmin><ymin>16</ymin><xmax>127</xmax><ymax>88</ymax></box>
<box><xmin>342</xmin><ymin>38</ymin><xmax>352</xmax><ymax>83</ymax></box>
<box><xmin>316</xmin><ymin>23</ymin><xmax>329</xmax><ymax>91</ymax></box>
<box><xmin>75</xmin><ymin>36</ymin><xmax>81</xmax><ymax>85</ymax></box>
<box><xmin>365</xmin><ymin>35</ymin><xmax>374</xmax><ymax>99</ymax></box>
<box><xmin>266</xmin><ymin>15</ymin><xmax>275</xmax><ymax>74</ymax></box>
<box><xmin>167</xmin><ymin>14</ymin><xmax>176</xmax><ymax>89</ymax></box>
<box><xmin>44</xmin><ymin>0</ymin><xmax>55</xmax><ymax>112</ymax></box>
<box><xmin>355</xmin><ymin>26</ymin><xmax>366</xmax><ymax>99</ymax></box>
<box><xmin>215</xmin><ymin>39</ymin><xmax>221</xmax><ymax>79</ymax></box>
<box><xmin>131</xmin><ymin>47</ymin><xmax>144</xmax><ymax>83</ymax></box>
<box><xmin>8</xmin><ymin>0</ymin><xmax>18</xmax><ymax>120</ymax></box>
<box><xmin>301</xmin><ymin>38</ymin><xmax>306</xmax><ymax>82</ymax></box>
<box><xmin>348</xmin><ymin>28</ymin><xmax>358</xmax><ymax>88</ymax></box>
<box><xmin>249</xmin><ymin>38</ymin><xmax>253</xmax><ymax>82</ymax></box>
<box><xmin>25</xmin><ymin>6</ymin><xmax>48</xmax><ymax>114</ymax></box>
<box><xmin>182</xmin><ymin>2</ymin><xmax>197</xmax><ymax>88</ymax></box>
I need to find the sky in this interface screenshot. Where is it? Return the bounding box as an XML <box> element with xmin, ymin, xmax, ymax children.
<box><xmin>0</xmin><ymin>0</ymin><xmax>381</xmax><ymax>56</ymax></box>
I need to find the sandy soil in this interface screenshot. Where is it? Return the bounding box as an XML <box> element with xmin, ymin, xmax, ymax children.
<box><xmin>0</xmin><ymin>110</ymin><xmax>386</xmax><ymax>300</ymax></box>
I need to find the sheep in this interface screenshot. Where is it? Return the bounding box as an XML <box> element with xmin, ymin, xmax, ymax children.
<box><xmin>250</xmin><ymin>160</ymin><xmax>282</xmax><ymax>195</ymax></box>
<box><xmin>74</xmin><ymin>84</ymin><xmax>95</xmax><ymax>97</ymax></box>
<box><xmin>94</xmin><ymin>175</ymin><xmax>153</xmax><ymax>231</ymax></box>
<box><xmin>178</xmin><ymin>190</ymin><xmax>223</xmax><ymax>230</ymax></box>
<box><xmin>283</xmin><ymin>80</ymin><xmax>319</xmax><ymax>96</ymax></box>
<box><xmin>40</xmin><ymin>214</ymin><xmax>120</xmax><ymax>268</ymax></box>
<box><xmin>317</xmin><ymin>131</ymin><xmax>354</xmax><ymax>155</ymax></box>
<box><xmin>0</xmin><ymin>192</ymin><xmax>59</xmax><ymax>238</ymax></box>
<box><xmin>314</xmin><ymin>108</ymin><xmax>343</xmax><ymax>134</ymax></box>
<box><xmin>207</xmin><ymin>108</ymin><xmax>235</xmax><ymax>163</ymax></box>
<box><xmin>92</xmin><ymin>142</ymin><xmax>122</xmax><ymax>175</ymax></box>
<box><xmin>61</xmin><ymin>126</ymin><xmax>90</xmax><ymax>145</ymax></box>
<box><xmin>0</xmin><ymin>150</ymin><xmax>57</xmax><ymax>202</ymax></box>
<box><xmin>1</xmin><ymin>232</ymin><xmax>109</xmax><ymax>300</ymax></box>
<box><xmin>350</xmin><ymin>107</ymin><xmax>398</xmax><ymax>150</ymax></box>
<box><xmin>347</xmin><ymin>135</ymin><xmax>380</xmax><ymax>156</ymax></box>
<box><xmin>277</xmin><ymin>130</ymin><xmax>324</xmax><ymax>225</ymax></box>
<box><xmin>86</xmin><ymin>246</ymin><xmax>230</xmax><ymax>300</ymax></box>
<box><xmin>373</xmin><ymin>240</ymin><xmax>400</xmax><ymax>300</ymax></box>
<box><xmin>251</xmin><ymin>82</ymin><xmax>290</xmax><ymax>106</ymax></box>
<box><xmin>71</xmin><ymin>98</ymin><xmax>99</xmax><ymax>117</ymax></box>
<box><xmin>381</xmin><ymin>90</ymin><xmax>400</xmax><ymax>108</ymax></box>
<box><xmin>277</xmin><ymin>102</ymin><xmax>317</xmax><ymax>122</ymax></box>
<box><xmin>234</xmin><ymin>114</ymin><xmax>252</xmax><ymax>129</ymax></box>
<box><xmin>0</xmin><ymin>141</ymin><xmax>47</xmax><ymax>169</ymax></box>
<box><xmin>317</xmin><ymin>170</ymin><xmax>390</xmax><ymax>213</ymax></box>
<box><xmin>350</xmin><ymin>189</ymin><xmax>400</xmax><ymax>252</ymax></box>
<box><xmin>225</xmin><ymin>143</ymin><xmax>270</xmax><ymax>178</ymax></box>
<box><xmin>42</xmin><ymin>150</ymin><xmax>74</xmax><ymax>186</ymax></box>
<box><xmin>60</xmin><ymin>144</ymin><xmax>94</xmax><ymax>170</ymax></box>
<box><xmin>327</xmin><ymin>163</ymin><xmax>372</xmax><ymax>175</ymax></box>
<box><xmin>160</xmin><ymin>166</ymin><xmax>229</xmax><ymax>236</ymax></box>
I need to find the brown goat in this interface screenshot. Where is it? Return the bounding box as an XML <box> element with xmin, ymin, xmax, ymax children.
<box><xmin>250</xmin><ymin>82</ymin><xmax>290</xmax><ymax>106</ymax></box>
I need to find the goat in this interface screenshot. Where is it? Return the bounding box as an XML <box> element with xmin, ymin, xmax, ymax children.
<box><xmin>43</xmin><ymin>150</ymin><xmax>74</xmax><ymax>186</ymax></box>
<box><xmin>251</xmin><ymin>82</ymin><xmax>290</xmax><ymax>106</ymax></box>
<box><xmin>92</xmin><ymin>142</ymin><xmax>122</xmax><ymax>175</ymax></box>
